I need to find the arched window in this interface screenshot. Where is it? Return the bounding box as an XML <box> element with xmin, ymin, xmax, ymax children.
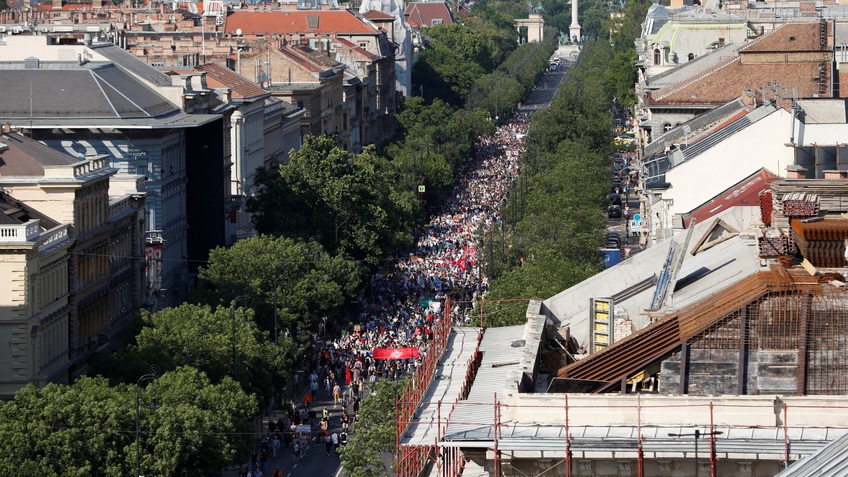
<box><xmin>663</xmin><ymin>123</ymin><xmax>673</xmax><ymax>132</ymax></box>
<box><xmin>688</xmin><ymin>53</ymin><xmax>695</xmax><ymax>61</ymax></box>
<box><xmin>654</xmin><ymin>49</ymin><xmax>662</xmax><ymax>65</ymax></box>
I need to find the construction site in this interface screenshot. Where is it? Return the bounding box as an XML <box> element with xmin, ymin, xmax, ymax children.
<box><xmin>394</xmin><ymin>177</ymin><xmax>848</xmax><ymax>477</ymax></box>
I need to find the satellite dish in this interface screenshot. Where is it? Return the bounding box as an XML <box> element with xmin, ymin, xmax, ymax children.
<box><xmin>236</xmin><ymin>28</ymin><xmax>242</xmax><ymax>36</ymax></box>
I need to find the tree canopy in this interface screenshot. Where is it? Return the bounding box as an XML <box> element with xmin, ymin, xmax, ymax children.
<box><xmin>0</xmin><ymin>370</ymin><xmax>256</xmax><ymax>477</ymax></box>
<box><xmin>339</xmin><ymin>379</ymin><xmax>406</xmax><ymax>477</ymax></box>
<box><xmin>247</xmin><ymin>136</ymin><xmax>416</xmax><ymax>268</ymax></box>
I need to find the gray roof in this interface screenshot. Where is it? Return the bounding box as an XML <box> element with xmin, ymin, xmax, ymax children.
<box><xmin>0</xmin><ymin>62</ymin><xmax>177</xmax><ymax>119</ymax></box>
<box><xmin>645</xmin><ymin>42</ymin><xmax>742</xmax><ymax>89</ymax></box>
<box><xmin>775</xmin><ymin>432</ymin><xmax>848</xmax><ymax>477</ymax></box>
<box><xmin>543</xmin><ymin>207</ymin><xmax>763</xmax><ymax>349</ymax></box>
<box><xmin>91</xmin><ymin>43</ymin><xmax>174</xmax><ymax>87</ymax></box>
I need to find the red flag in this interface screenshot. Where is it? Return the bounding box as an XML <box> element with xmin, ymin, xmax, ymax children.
<box><xmin>373</xmin><ymin>347</ymin><xmax>420</xmax><ymax>360</ymax></box>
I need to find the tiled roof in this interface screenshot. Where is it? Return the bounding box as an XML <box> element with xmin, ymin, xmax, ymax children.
<box><xmin>34</xmin><ymin>1</ymin><xmax>116</xmax><ymax>10</ymax></box>
<box><xmin>0</xmin><ymin>132</ymin><xmax>80</xmax><ymax>177</ymax></box>
<box><xmin>742</xmin><ymin>22</ymin><xmax>827</xmax><ymax>53</ymax></box>
<box><xmin>648</xmin><ymin>23</ymin><xmax>832</xmax><ymax>106</ymax></box>
<box><xmin>334</xmin><ymin>37</ymin><xmax>376</xmax><ymax>59</ymax></box>
<box><xmin>297</xmin><ymin>45</ymin><xmax>342</xmax><ymax>69</ymax></box>
<box><xmin>648</xmin><ymin>60</ymin><xmax>826</xmax><ymax>105</ymax></box>
<box><xmin>196</xmin><ymin>62</ymin><xmax>268</xmax><ymax>99</ymax></box>
<box><xmin>403</xmin><ymin>2</ymin><xmax>453</xmax><ymax>28</ymax></box>
<box><xmin>224</xmin><ymin>10</ymin><xmax>380</xmax><ymax>36</ymax></box>
<box><xmin>363</xmin><ymin>9</ymin><xmax>394</xmax><ymax>20</ymax></box>
<box><xmin>276</xmin><ymin>46</ymin><xmax>324</xmax><ymax>74</ymax></box>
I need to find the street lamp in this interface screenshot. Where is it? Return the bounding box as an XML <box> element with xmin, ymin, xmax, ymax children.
<box><xmin>231</xmin><ymin>295</ymin><xmax>251</xmax><ymax>377</ymax></box>
<box><xmin>136</xmin><ymin>365</ymin><xmax>160</xmax><ymax>477</ymax></box>
<box><xmin>668</xmin><ymin>429</ymin><xmax>723</xmax><ymax>477</ymax></box>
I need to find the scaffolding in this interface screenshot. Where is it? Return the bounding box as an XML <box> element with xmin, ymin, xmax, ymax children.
<box><xmin>397</xmin><ymin>395</ymin><xmax>848</xmax><ymax>477</ymax></box>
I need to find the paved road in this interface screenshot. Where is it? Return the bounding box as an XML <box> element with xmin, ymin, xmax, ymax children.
<box><xmin>517</xmin><ymin>63</ymin><xmax>569</xmax><ymax>114</ymax></box>
<box><xmin>224</xmin><ymin>386</ymin><xmax>350</xmax><ymax>477</ymax></box>
<box><xmin>221</xmin><ymin>58</ymin><xmax>572</xmax><ymax>477</ymax></box>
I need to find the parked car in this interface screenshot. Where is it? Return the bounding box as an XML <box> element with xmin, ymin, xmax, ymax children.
<box><xmin>609</xmin><ymin>193</ymin><xmax>622</xmax><ymax>206</ymax></box>
<box><xmin>608</xmin><ymin>204</ymin><xmax>622</xmax><ymax>218</ymax></box>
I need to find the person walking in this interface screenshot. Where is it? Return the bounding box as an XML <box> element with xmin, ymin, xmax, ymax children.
<box><xmin>331</xmin><ymin>431</ymin><xmax>339</xmax><ymax>455</ymax></box>
<box><xmin>272</xmin><ymin>434</ymin><xmax>280</xmax><ymax>458</ymax></box>
<box><xmin>332</xmin><ymin>382</ymin><xmax>341</xmax><ymax>405</ymax></box>
<box><xmin>324</xmin><ymin>433</ymin><xmax>333</xmax><ymax>455</ymax></box>
<box><xmin>272</xmin><ymin>467</ymin><xmax>283</xmax><ymax>477</ymax></box>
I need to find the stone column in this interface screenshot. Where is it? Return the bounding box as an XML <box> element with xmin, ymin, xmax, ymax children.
<box><xmin>569</xmin><ymin>0</ymin><xmax>581</xmax><ymax>42</ymax></box>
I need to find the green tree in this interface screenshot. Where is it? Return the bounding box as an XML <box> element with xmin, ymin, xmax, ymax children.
<box><xmin>133</xmin><ymin>303</ymin><xmax>290</xmax><ymax>405</ymax></box>
<box><xmin>339</xmin><ymin>379</ymin><xmax>406</xmax><ymax>477</ymax></box>
<box><xmin>248</xmin><ymin>136</ymin><xmax>415</xmax><ymax>267</ymax></box>
<box><xmin>0</xmin><ymin>377</ymin><xmax>133</xmax><ymax>476</ymax></box>
<box><xmin>198</xmin><ymin>234</ymin><xmax>361</xmax><ymax>338</ymax></box>
<box><xmin>143</xmin><ymin>367</ymin><xmax>257</xmax><ymax>476</ymax></box>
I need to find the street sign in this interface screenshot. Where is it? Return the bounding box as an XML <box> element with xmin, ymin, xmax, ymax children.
<box><xmin>418</xmin><ymin>185</ymin><xmax>426</xmax><ymax>193</ymax></box>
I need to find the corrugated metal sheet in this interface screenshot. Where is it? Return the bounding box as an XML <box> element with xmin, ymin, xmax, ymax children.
<box><xmin>400</xmin><ymin>327</ymin><xmax>478</xmax><ymax>446</ymax></box>
<box><xmin>775</xmin><ymin>432</ymin><xmax>848</xmax><ymax>477</ymax></box>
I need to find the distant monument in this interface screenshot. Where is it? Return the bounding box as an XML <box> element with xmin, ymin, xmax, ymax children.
<box><xmin>570</xmin><ymin>0</ymin><xmax>582</xmax><ymax>43</ymax></box>
<box><xmin>515</xmin><ymin>13</ymin><xmax>545</xmax><ymax>43</ymax></box>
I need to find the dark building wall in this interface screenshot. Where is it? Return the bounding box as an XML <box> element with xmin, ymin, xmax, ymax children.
<box><xmin>185</xmin><ymin>118</ymin><xmax>226</xmax><ymax>274</ymax></box>
<box><xmin>661</xmin><ymin>350</ymin><xmax>797</xmax><ymax>395</ymax></box>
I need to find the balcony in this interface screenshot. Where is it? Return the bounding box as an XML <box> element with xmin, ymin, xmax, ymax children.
<box><xmin>0</xmin><ymin>219</ymin><xmax>40</xmax><ymax>243</ymax></box>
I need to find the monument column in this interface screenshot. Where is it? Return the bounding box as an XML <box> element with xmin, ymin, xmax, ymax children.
<box><xmin>569</xmin><ymin>0</ymin><xmax>581</xmax><ymax>42</ymax></box>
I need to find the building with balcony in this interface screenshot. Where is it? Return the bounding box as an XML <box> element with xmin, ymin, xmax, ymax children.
<box><xmin>0</xmin><ymin>131</ymin><xmax>145</xmax><ymax>391</ymax></box>
<box><xmin>0</xmin><ymin>34</ymin><xmax>224</xmax><ymax>307</ymax></box>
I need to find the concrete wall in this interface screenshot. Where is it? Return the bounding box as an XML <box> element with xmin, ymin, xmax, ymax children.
<box><xmin>502</xmin><ymin>394</ymin><xmax>848</xmax><ymax>428</ymax></box>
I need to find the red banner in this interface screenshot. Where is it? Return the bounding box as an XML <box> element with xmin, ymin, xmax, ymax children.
<box><xmin>373</xmin><ymin>347</ymin><xmax>420</xmax><ymax>360</ymax></box>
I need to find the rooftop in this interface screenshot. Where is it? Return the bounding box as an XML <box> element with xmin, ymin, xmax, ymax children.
<box><xmin>223</xmin><ymin>9</ymin><xmax>381</xmax><ymax>36</ymax></box>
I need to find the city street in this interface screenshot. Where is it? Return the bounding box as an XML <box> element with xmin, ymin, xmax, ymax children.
<box><xmin>224</xmin><ymin>385</ymin><xmax>350</xmax><ymax>477</ymax></box>
<box><xmin>222</xmin><ymin>55</ymin><xmax>572</xmax><ymax>477</ymax></box>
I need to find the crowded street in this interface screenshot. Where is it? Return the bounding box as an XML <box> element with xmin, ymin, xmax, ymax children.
<box><xmin>228</xmin><ymin>57</ymin><xmax>568</xmax><ymax>477</ymax></box>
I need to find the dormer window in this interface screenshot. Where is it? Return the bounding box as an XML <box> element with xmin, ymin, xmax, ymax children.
<box><xmin>653</xmin><ymin>48</ymin><xmax>661</xmax><ymax>65</ymax></box>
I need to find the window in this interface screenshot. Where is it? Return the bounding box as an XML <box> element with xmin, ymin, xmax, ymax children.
<box><xmin>358</xmin><ymin>42</ymin><xmax>368</xmax><ymax>49</ymax></box>
<box><xmin>653</xmin><ymin>49</ymin><xmax>661</xmax><ymax>65</ymax></box>
<box><xmin>431</xmin><ymin>19</ymin><xmax>443</xmax><ymax>25</ymax></box>
<box><xmin>663</xmin><ymin>123</ymin><xmax>673</xmax><ymax>132</ymax></box>
<box><xmin>687</xmin><ymin>53</ymin><xmax>695</xmax><ymax>61</ymax></box>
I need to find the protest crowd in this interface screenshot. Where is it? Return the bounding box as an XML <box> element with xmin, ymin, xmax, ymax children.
<box><xmin>244</xmin><ymin>116</ymin><xmax>530</xmax><ymax>476</ymax></box>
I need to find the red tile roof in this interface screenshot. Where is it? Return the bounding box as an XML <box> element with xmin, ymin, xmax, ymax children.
<box><xmin>196</xmin><ymin>62</ymin><xmax>268</xmax><ymax>99</ymax></box>
<box><xmin>649</xmin><ymin>23</ymin><xmax>833</xmax><ymax>106</ymax></box>
<box><xmin>649</xmin><ymin>60</ymin><xmax>827</xmax><ymax>105</ymax></box>
<box><xmin>224</xmin><ymin>10</ymin><xmax>380</xmax><ymax>36</ymax></box>
<box><xmin>334</xmin><ymin>37</ymin><xmax>376</xmax><ymax>59</ymax></box>
<box><xmin>403</xmin><ymin>2</ymin><xmax>453</xmax><ymax>28</ymax></box>
<box><xmin>363</xmin><ymin>9</ymin><xmax>394</xmax><ymax>20</ymax></box>
<box><xmin>742</xmin><ymin>22</ymin><xmax>827</xmax><ymax>53</ymax></box>
<box><xmin>685</xmin><ymin>168</ymin><xmax>778</xmax><ymax>225</ymax></box>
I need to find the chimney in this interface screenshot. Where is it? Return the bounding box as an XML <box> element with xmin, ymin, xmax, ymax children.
<box><xmin>2</xmin><ymin>122</ymin><xmax>11</xmax><ymax>134</ymax></box>
<box><xmin>786</xmin><ymin>165</ymin><xmax>807</xmax><ymax>179</ymax></box>
<box><xmin>52</xmin><ymin>0</ymin><xmax>62</xmax><ymax>9</ymax></box>
<box><xmin>92</xmin><ymin>0</ymin><xmax>102</xmax><ymax>8</ymax></box>
<box><xmin>823</xmin><ymin>170</ymin><xmax>848</xmax><ymax>179</ymax></box>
